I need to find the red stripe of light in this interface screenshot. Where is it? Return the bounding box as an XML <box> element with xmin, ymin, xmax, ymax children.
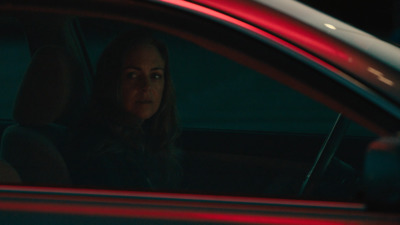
<box><xmin>0</xmin><ymin>185</ymin><xmax>364</xmax><ymax>209</ymax></box>
<box><xmin>159</xmin><ymin>0</ymin><xmax>344</xmax><ymax>75</ymax></box>
<box><xmin>0</xmin><ymin>200</ymin><xmax>352</xmax><ymax>225</ymax></box>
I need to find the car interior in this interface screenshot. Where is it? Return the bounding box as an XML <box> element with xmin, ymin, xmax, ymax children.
<box><xmin>0</xmin><ymin>12</ymin><xmax>378</xmax><ymax>202</ymax></box>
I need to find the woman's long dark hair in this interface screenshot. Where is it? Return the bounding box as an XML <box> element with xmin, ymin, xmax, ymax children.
<box><xmin>87</xmin><ymin>30</ymin><xmax>179</xmax><ymax>154</ymax></box>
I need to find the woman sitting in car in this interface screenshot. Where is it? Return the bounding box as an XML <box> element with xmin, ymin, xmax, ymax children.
<box><xmin>67</xmin><ymin>30</ymin><xmax>181</xmax><ymax>190</ymax></box>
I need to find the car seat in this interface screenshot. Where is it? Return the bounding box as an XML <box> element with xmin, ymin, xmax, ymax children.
<box><xmin>0</xmin><ymin>45</ymin><xmax>86</xmax><ymax>186</ymax></box>
<box><xmin>0</xmin><ymin>160</ymin><xmax>21</xmax><ymax>184</ymax></box>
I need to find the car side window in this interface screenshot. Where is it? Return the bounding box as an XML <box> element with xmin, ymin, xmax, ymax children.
<box><xmin>80</xmin><ymin>18</ymin><xmax>339</xmax><ymax>133</ymax></box>
<box><xmin>0</xmin><ymin>17</ymin><xmax>30</xmax><ymax>120</ymax></box>
<box><xmin>79</xmin><ymin>18</ymin><xmax>376</xmax><ymax>135</ymax></box>
<box><xmin>76</xmin><ymin>17</ymin><xmax>377</xmax><ymax>200</ymax></box>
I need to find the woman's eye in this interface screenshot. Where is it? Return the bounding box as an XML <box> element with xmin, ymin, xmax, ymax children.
<box><xmin>152</xmin><ymin>73</ymin><xmax>163</xmax><ymax>80</ymax></box>
<box><xmin>127</xmin><ymin>72</ymin><xmax>138</xmax><ymax>79</ymax></box>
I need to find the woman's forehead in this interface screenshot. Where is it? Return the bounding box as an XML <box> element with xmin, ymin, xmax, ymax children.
<box><xmin>123</xmin><ymin>44</ymin><xmax>165</xmax><ymax>68</ymax></box>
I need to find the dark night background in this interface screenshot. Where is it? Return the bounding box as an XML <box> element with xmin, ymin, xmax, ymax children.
<box><xmin>299</xmin><ymin>0</ymin><xmax>400</xmax><ymax>45</ymax></box>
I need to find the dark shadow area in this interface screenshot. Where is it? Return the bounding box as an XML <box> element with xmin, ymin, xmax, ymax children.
<box><xmin>299</xmin><ymin>0</ymin><xmax>400</xmax><ymax>45</ymax></box>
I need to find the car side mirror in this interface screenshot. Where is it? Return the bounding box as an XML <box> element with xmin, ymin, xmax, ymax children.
<box><xmin>364</xmin><ymin>136</ymin><xmax>400</xmax><ymax>211</ymax></box>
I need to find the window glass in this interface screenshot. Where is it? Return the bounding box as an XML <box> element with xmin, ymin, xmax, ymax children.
<box><xmin>75</xmin><ymin>17</ymin><xmax>377</xmax><ymax>200</ymax></box>
<box><xmin>0</xmin><ymin>17</ymin><xmax>30</xmax><ymax>119</ymax></box>
<box><xmin>79</xmin><ymin>18</ymin><xmax>338</xmax><ymax>134</ymax></box>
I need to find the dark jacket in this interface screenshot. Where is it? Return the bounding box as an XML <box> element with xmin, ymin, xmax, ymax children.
<box><xmin>66</xmin><ymin>124</ymin><xmax>181</xmax><ymax>191</ymax></box>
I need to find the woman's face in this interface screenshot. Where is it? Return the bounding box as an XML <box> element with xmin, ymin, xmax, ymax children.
<box><xmin>121</xmin><ymin>43</ymin><xmax>165</xmax><ymax>120</ymax></box>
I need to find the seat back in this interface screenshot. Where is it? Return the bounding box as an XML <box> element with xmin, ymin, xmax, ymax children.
<box><xmin>0</xmin><ymin>45</ymin><xmax>86</xmax><ymax>186</ymax></box>
<box><xmin>0</xmin><ymin>159</ymin><xmax>21</xmax><ymax>184</ymax></box>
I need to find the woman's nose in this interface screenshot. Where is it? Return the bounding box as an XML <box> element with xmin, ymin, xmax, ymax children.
<box><xmin>139</xmin><ymin>77</ymin><xmax>151</xmax><ymax>90</ymax></box>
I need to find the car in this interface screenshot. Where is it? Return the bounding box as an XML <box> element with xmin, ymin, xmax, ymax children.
<box><xmin>0</xmin><ymin>0</ymin><xmax>399</xmax><ymax>224</ymax></box>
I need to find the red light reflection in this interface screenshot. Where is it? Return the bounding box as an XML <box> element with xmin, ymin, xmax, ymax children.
<box><xmin>0</xmin><ymin>185</ymin><xmax>388</xmax><ymax>224</ymax></box>
<box><xmin>0</xmin><ymin>200</ymin><xmax>352</xmax><ymax>225</ymax></box>
<box><xmin>159</xmin><ymin>0</ymin><xmax>344</xmax><ymax>75</ymax></box>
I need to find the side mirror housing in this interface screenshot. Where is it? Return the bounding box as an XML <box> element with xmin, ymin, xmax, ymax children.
<box><xmin>364</xmin><ymin>136</ymin><xmax>400</xmax><ymax>211</ymax></box>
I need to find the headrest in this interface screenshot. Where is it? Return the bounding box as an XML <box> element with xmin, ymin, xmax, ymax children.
<box><xmin>13</xmin><ymin>46</ymin><xmax>83</xmax><ymax>126</ymax></box>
